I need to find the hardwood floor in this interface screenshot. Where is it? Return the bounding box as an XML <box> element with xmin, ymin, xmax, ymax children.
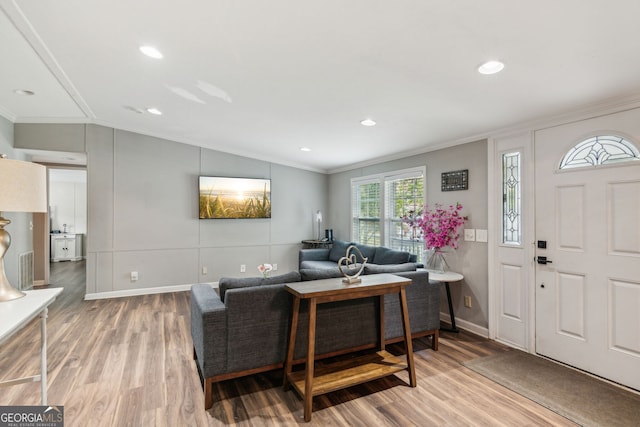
<box><xmin>0</xmin><ymin>261</ymin><xmax>577</xmax><ymax>426</ymax></box>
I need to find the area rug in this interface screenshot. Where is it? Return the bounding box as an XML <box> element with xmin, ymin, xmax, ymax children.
<box><xmin>463</xmin><ymin>350</ymin><xmax>640</xmax><ymax>427</ymax></box>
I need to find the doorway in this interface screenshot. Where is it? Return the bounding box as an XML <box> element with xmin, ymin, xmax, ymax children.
<box><xmin>48</xmin><ymin>168</ymin><xmax>86</xmax><ymax>289</ymax></box>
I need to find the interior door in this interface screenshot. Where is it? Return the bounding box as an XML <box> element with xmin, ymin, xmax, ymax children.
<box><xmin>535</xmin><ymin>111</ymin><xmax>640</xmax><ymax>391</ymax></box>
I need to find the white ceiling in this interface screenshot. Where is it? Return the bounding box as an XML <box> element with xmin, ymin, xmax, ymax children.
<box><xmin>2</xmin><ymin>0</ymin><xmax>640</xmax><ymax>173</ymax></box>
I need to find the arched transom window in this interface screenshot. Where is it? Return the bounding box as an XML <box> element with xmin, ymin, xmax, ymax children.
<box><xmin>559</xmin><ymin>135</ymin><xmax>640</xmax><ymax>170</ymax></box>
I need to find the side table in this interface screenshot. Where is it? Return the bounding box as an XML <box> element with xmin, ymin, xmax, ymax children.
<box><xmin>0</xmin><ymin>287</ymin><xmax>63</xmax><ymax>404</ymax></box>
<box><xmin>427</xmin><ymin>270</ymin><xmax>464</xmax><ymax>333</ymax></box>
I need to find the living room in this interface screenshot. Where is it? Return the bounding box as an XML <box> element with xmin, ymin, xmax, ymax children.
<box><xmin>2</xmin><ymin>2</ymin><xmax>640</xmax><ymax>426</ymax></box>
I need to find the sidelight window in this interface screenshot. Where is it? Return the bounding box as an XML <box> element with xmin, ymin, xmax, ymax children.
<box><xmin>502</xmin><ymin>152</ymin><xmax>521</xmax><ymax>245</ymax></box>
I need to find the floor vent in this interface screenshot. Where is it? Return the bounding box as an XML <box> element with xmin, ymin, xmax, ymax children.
<box><xmin>19</xmin><ymin>250</ymin><xmax>34</xmax><ymax>290</ymax></box>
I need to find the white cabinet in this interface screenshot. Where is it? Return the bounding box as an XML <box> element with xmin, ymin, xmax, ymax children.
<box><xmin>50</xmin><ymin>234</ymin><xmax>83</xmax><ymax>262</ymax></box>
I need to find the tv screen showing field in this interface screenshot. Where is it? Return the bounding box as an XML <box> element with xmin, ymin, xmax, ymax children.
<box><xmin>199</xmin><ymin>177</ymin><xmax>271</xmax><ymax>219</ymax></box>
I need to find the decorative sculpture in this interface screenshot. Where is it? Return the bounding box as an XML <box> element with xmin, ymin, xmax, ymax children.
<box><xmin>338</xmin><ymin>245</ymin><xmax>367</xmax><ymax>284</ymax></box>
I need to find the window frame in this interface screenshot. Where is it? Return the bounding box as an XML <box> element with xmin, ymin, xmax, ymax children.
<box><xmin>351</xmin><ymin>166</ymin><xmax>426</xmax><ymax>258</ymax></box>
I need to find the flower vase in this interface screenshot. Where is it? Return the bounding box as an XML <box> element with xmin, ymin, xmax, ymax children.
<box><xmin>426</xmin><ymin>248</ymin><xmax>449</xmax><ymax>273</ymax></box>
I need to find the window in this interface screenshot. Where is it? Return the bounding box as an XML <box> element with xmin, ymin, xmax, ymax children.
<box><xmin>502</xmin><ymin>151</ymin><xmax>521</xmax><ymax>245</ymax></box>
<box><xmin>352</xmin><ymin>167</ymin><xmax>426</xmax><ymax>260</ymax></box>
<box><xmin>351</xmin><ymin>179</ymin><xmax>381</xmax><ymax>246</ymax></box>
<box><xmin>559</xmin><ymin>135</ymin><xmax>640</xmax><ymax>169</ymax></box>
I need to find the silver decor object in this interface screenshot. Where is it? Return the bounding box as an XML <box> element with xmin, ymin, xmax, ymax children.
<box><xmin>0</xmin><ymin>156</ymin><xmax>47</xmax><ymax>301</ymax></box>
<box><xmin>338</xmin><ymin>245</ymin><xmax>367</xmax><ymax>284</ymax></box>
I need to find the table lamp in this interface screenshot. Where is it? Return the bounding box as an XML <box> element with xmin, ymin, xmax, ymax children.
<box><xmin>0</xmin><ymin>156</ymin><xmax>47</xmax><ymax>301</ymax></box>
<box><xmin>315</xmin><ymin>210</ymin><xmax>323</xmax><ymax>240</ymax></box>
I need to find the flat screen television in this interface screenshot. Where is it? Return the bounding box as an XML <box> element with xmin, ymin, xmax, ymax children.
<box><xmin>199</xmin><ymin>176</ymin><xmax>271</xmax><ymax>219</ymax></box>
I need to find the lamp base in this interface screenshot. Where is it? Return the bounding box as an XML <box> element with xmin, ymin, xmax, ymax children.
<box><xmin>0</xmin><ymin>217</ymin><xmax>26</xmax><ymax>302</ymax></box>
<box><xmin>0</xmin><ymin>282</ymin><xmax>26</xmax><ymax>301</ymax></box>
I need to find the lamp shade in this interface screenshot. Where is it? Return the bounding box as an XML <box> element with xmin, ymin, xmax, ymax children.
<box><xmin>0</xmin><ymin>158</ymin><xmax>47</xmax><ymax>213</ymax></box>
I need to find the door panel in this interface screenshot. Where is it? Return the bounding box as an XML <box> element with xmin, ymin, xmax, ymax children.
<box><xmin>609</xmin><ymin>181</ymin><xmax>640</xmax><ymax>255</ymax></box>
<box><xmin>556</xmin><ymin>271</ymin><xmax>586</xmax><ymax>339</ymax></box>
<box><xmin>556</xmin><ymin>185</ymin><xmax>584</xmax><ymax>250</ymax></box>
<box><xmin>610</xmin><ymin>279</ymin><xmax>640</xmax><ymax>356</ymax></box>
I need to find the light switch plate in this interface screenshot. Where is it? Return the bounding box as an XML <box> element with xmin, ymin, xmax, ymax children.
<box><xmin>476</xmin><ymin>229</ymin><xmax>488</xmax><ymax>242</ymax></box>
<box><xmin>464</xmin><ymin>228</ymin><xmax>476</xmax><ymax>241</ymax></box>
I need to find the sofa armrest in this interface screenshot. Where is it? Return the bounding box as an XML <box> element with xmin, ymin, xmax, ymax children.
<box><xmin>190</xmin><ymin>284</ymin><xmax>228</xmax><ymax>378</ymax></box>
<box><xmin>299</xmin><ymin>248</ymin><xmax>331</xmax><ymax>265</ymax></box>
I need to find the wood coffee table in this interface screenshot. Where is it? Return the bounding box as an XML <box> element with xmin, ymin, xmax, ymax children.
<box><xmin>282</xmin><ymin>273</ymin><xmax>416</xmax><ymax>422</ymax></box>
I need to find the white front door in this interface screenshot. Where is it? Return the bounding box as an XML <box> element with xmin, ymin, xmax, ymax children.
<box><xmin>534</xmin><ymin>108</ymin><xmax>640</xmax><ymax>390</ymax></box>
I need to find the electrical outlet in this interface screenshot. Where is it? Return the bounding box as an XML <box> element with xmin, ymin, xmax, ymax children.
<box><xmin>464</xmin><ymin>229</ymin><xmax>476</xmax><ymax>241</ymax></box>
<box><xmin>240</xmin><ymin>264</ymin><xmax>246</xmax><ymax>273</ymax></box>
<box><xmin>131</xmin><ymin>271</ymin><xmax>138</xmax><ymax>281</ymax></box>
<box><xmin>272</xmin><ymin>263</ymin><xmax>278</xmax><ymax>271</ymax></box>
<box><xmin>464</xmin><ymin>295</ymin><xmax>472</xmax><ymax>308</ymax></box>
<box><xmin>202</xmin><ymin>266</ymin><xmax>208</xmax><ymax>275</ymax></box>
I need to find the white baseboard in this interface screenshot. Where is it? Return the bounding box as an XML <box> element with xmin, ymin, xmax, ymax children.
<box><xmin>440</xmin><ymin>312</ymin><xmax>489</xmax><ymax>338</ymax></box>
<box><xmin>84</xmin><ymin>282</ymin><xmax>217</xmax><ymax>300</ymax></box>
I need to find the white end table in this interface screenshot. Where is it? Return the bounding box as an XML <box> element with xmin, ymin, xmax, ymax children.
<box><xmin>427</xmin><ymin>270</ymin><xmax>464</xmax><ymax>333</ymax></box>
<box><xmin>0</xmin><ymin>287</ymin><xmax>63</xmax><ymax>404</ymax></box>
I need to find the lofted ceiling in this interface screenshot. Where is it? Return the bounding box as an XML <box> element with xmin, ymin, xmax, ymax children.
<box><xmin>2</xmin><ymin>1</ymin><xmax>640</xmax><ymax>173</ymax></box>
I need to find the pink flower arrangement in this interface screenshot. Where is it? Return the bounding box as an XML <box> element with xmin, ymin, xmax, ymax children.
<box><xmin>257</xmin><ymin>263</ymin><xmax>273</xmax><ymax>278</ymax></box>
<box><xmin>403</xmin><ymin>203</ymin><xmax>467</xmax><ymax>250</ymax></box>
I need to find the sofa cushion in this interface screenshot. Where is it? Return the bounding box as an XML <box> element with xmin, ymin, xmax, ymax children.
<box><xmin>299</xmin><ymin>267</ymin><xmax>345</xmax><ymax>281</ymax></box>
<box><xmin>354</xmin><ymin>244</ymin><xmax>377</xmax><ymax>263</ymax></box>
<box><xmin>372</xmin><ymin>246</ymin><xmax>411</xmax><ymax>265</ymax></box>
<box><xmin>328</xmin><ymin>239</ymin><xmax>353</xmax><ymax>262</ymax></box>
<box><xmin>364</xmin><ymin>262</ymin><xmax>417</xmax><ymax>274</ymax></box>
<box><xmin>300</xmin><ymin>260</ymin><xmax>338</xmax><ymax>270</ymax></box>
<box><xmin>219</xmin><ymin>271</ymin><xmax>301</xmax><ymax>302</ymax></box>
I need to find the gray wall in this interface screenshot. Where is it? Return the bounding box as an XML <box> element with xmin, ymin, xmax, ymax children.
<box><xmin>328</xmin><ymin>140</ymin><xmax>489</xmax><ymax>328</ymax></box>
<box><xmin>13</xmin><ymin>121</ymin><xmax>487</xmax><ymax>328</ymax></box>
<box><xmin>15</xmin><ymin>124</ymin><xmax>327</xmax><ymax>296</ymax></box>
<box><xmin>0</xmin><ymin>116</ymin><xmax>34</xmax><ymax>288</ymax></box>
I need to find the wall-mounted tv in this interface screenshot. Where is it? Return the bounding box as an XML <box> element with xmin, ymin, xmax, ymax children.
<box><xmin>199</xmin><ymin>176</ymin><xmax>271</xmax><ymax>219</ymax></box>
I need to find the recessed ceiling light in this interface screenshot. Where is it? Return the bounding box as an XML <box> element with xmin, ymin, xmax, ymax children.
<box><xmin>478</xmin><ymin>60</ymin><xmax>505</xmax><ymax>75</ymax></box>
<box><xmin>300</xmin><ymin>147</ymin><xmax>312</xmax><ymax>152</ymax></box>
<box><xmin>146</xmin><ymin>107</ymin><xmax>163</xmax><ymax>115</ymax></box>
<box><xmin>139</xmin><ymin>45</ymin><xmax>163</xmax><ymax>59</ymax></box>
<box><xmin>124</xmin><ymin>105</ymin><xmax>144</xmax><ymax>114</ymax></box>
<box><xmin>14</xmin><ymin>89</ymin><xmax>35</xmax><ymax>96</ymax></box>
<box><xmin>361</xmin><ymin>119</ymin><xmax>376</xmax><ymax>127</ymax></box>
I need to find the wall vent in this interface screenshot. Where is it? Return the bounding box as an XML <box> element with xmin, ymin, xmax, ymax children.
<box><xmin>19</xmin><ymin>251</ymin><xmax>34</xmax><ymax>291</ymax></box>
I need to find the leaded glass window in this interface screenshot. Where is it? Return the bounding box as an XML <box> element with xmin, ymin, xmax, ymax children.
<box><xmin>502</xmin><ymin>152</ymin><xmax>521</xmax><ymax>245</ymax></box>
<box><xmin>559</xmin><ymin>135</ymin><xmax>640</xmax><ymax>169</ymax></box>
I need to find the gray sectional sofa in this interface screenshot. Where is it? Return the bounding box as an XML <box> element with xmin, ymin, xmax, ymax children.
<box><xmin>299</xmin><ymin>239</ymin><xmax>419</xmax><ymax>270</ymax></box>
<box><xmin>190</xmin><ymin>267</ymin><xmax>439</xmax><ymax>409</ymax></box>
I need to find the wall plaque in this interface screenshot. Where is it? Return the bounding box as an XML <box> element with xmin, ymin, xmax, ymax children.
<box><xmin>441</xmin><ymin>169</ymin><xmax>468</xmax><ymax>191</ymax></box>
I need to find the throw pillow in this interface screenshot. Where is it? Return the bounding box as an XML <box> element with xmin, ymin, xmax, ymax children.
<box><xmin>219</xmin><ymin>271</ymin><xmax>301</xmax><ymax>302</ymax></box>
<box><xmin>355</xmin><ymin>244</ymin><xmax>377</xmax><ymax>263</ymax></box>
<box><xmin>328</xmin><ymin>239</ymin><xmax>354</xmax><ymax>262</ymax></box>
<box><xmin>372</xmin><ymin>246</ymin><xmax>411</xmax><ymax>265</ymax></box>
<box><xmin>364</xmin><ymin>263</ymin><xmax>417</xmax><ymax>275</ymax></box>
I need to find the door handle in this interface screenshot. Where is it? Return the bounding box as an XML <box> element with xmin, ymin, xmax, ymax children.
<box><xmin>537</xmin><ymin>256</ymin><xmax>552</xmax><ymax>265</ymax></box>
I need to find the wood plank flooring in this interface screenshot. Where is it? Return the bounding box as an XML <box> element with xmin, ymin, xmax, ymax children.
<box><xmin>0</xmin><ymin>261</ymin><xmax>577</xmax><ymax>426</ymax></box>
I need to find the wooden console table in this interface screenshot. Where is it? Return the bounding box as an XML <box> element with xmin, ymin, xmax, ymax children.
<box><xmin>283</xmin><ymin>273</ymin><xmax>416</xmax><ymax>422</ymax></box>
<box><xmin>0</xmin><ymin>288</ymin><xmax>63</xmax><ymax>404</ymax></box>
